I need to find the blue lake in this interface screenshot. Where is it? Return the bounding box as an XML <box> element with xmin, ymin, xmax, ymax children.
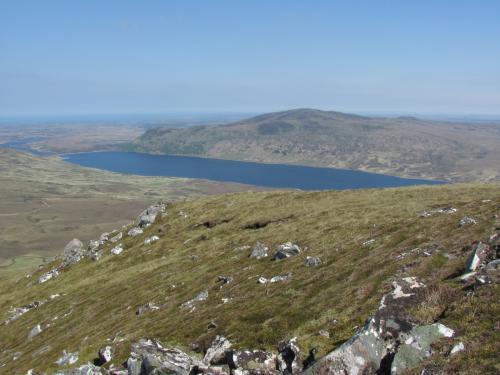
<box><xmin>63</xmin><ymin>151</ymin><xmax>445</xmax><ymax>190</ymax></box>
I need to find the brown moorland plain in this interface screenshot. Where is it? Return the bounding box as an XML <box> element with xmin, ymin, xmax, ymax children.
<box><xmin>0</xmin><ymin>148</ymin><xmax>266</xmax><ymax>278</ymax></box>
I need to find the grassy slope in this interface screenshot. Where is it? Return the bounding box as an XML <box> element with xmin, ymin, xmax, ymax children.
<box><xmin>0</xmin><ymin>184</ymin><xmax>499</xmax><ymax>374</ymax></box>
<box><xmin>129</xmin><ymin>109</ymin><xmax>500</xmax><ymax>183</ymax></box>
<box><xmin>0</xmin><ymin>148</ymin><xmax>263</xmax><ymax>277</ymax></box>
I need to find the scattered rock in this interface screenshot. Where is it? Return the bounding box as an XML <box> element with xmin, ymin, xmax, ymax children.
<box><xmin>6</xmin><ymin>301</ymin><xmax>45</xmax><ymax>324</ymax></box>
<box><xmin>486</xmin><ymin>259</ymin><xmax>500</xmax><ymax>270</ymax></box>
<box><xmin>127</xmin><ymin>339</ymin><xmax>202</xmax><ymax>375</ymax></box>
<box><xmin>450</xmin><ymin>342</ymin><xmax>465</xmax><ymax>355</ymax></box>
<box><xmin>304</xmin><ymin>277</ymin><xmax>454</xmax><ymax>375</ymax></box>
<box><xmin>362</xmin><ymin>239</ymin><xmax>375</xmax><ymax>247</ymax></box>
<box><xmin>273</xmin><ymin>242</ymin><xmax>301</xmax><ymax>260</ymax></box>
<box><xmin>27</xmin><ymin>324</ymin><xmax>42</xmax><ymax>340</ymax></box>
<box><xmin>54</xmin><ymin>363</ymin><xmax>103</xmax><ymax>374</ymax></box>
<box><xmin>98</xmin><ymin>345</ymin><xmax>114</xmax><ymax>364</ymax></box>
<box><xmin>89</xmin><ymin>250</ymin><xmax>102</xmax><ymax>261</ymax></box>
<box><xmin>38</xmin><ymin>269</ymin><xmax>60</xmax><ymax>284</ymax></box>
<box><xmin>111</xmin><ymin>244</ymin><xmax>124</xmax><ymax>255</ymax></box>
<box><xmin>144</xmin><ymin>235</ymin><xmax>160</xmax><ymax>245</ymax></box>
<box><xmin>55</xmin><ymin>350</ymin><xmax>79</xmax><ymax>366</ymax></box>
<box><xmin>305</xmin><ymin>256</ymin><xmax>322</xmax><ymax>266</ymax></box>
<box><xmin>225</xmin><ymin>349</ymin><xmax>277</xmax><ymax>373</ymax></box>
<box><xmin>250</xmin><ymin>242</ymin><xmax>269</xmax><ymax>259</ymax></box>
<box><xmin>318</xmin><ymin>330</ymin><xmax>330</xmax><ymax>338</ymax></box>
<box><xmin>136</xmin><ymin>302</ymin><xmax>160</xmax><ymax>316</ymax></box>
<box><xmin>459</xmin><ymin>216</ymin><xmax>477</xmax><ymax>227</ymax></box>
<box><xmin>62</xmin><ymin>239</ymin><xmax>86</xmax><ymax>266</ymax></box>
<box><xmin>465</xmin><ymin>242</ymin><xmax>490</xmax><ymax>272</ymax></box>
<box><xmin>277</xmin><ymin>337</ymin><xmax>302</xmax><ymax>375</ymax></box>
<box><xmin>270</xmin><ymin>273</ymin><xmax>291</xmax><ymax>283</ymax></box>
<box><xmin>137</xmin><ymin>202</ymin><xmax>166</xmax><ymax>228</ymax></box>
<box><xmin>109</xmin><ymin>232</ymin><xmax>122</xmax><ymax>243</ymax></box>
<box><xmin>216</xmin><ymin>275</ymin><xmax>233</xmax><ymax>285</ymax></box>
<box><xmin>258</xmin><ymin>276</ymin><xmax>268</xmax><ymax>284</ymax></box>
<box><xmin>204</xmin><ymin>336</ymin><xmax>232</xmax><ymax>365</ymax></box>
<box><xmin>181</xmin><ymin>290</ymin><xmax>208</xmax><ymax>311</ymax></box>
<box><xmin>128</xmin><ymin>227</ymin><xmax>144</xmax><ymax>237</ymax></box>
<box><xmin>419</xmin><ymin>206</ymin><xmax>457</xmax><ymax>217</ymax></box>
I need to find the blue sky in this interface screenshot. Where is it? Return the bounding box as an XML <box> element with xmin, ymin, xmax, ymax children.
<box><xmin>1</xmin><ymin>1</ymin><xmax>499</xmax><ymax>116</ymax></box>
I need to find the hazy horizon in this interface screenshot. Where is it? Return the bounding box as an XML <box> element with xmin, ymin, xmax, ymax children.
<box><xmin>1</xmin><ymin>1</ymin><xmax>499</xmax><ymax>116</ymax></box>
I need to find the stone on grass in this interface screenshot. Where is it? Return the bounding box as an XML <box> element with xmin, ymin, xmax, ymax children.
<box><xmin>450</xmin><ymin>342</ymin><xmax>465</xmax><ymax>355</ymax></box>
<box><xmin>136</xmin><ymin>302</ymin><xmax>160</xmax><ymax>316</ymax></box>
<box><xmin>305</xmin><ymin>256</ymin><xmax>322</xmax><ymax>266</ymax></box>
<box><xmin>465</xmin><ymin>242</ymin><xmax>490</xmax><ymax>272</ymax></box>
<box><xmin>98</xmin><ymin>345</ymin><xmax>114</xmax><ymax>364</ymax></box>
<box><xmin>55</xmin><ymin>350</ymin><xmax>79</xmax><ymax>366</ymax></box>
<box><xmin>181</xmin><ymin>290</ymin><xmax>208</xmax><ymax>311</ymax></box>
<box><xmin>38</xmin><ymin>269</ymin><xmax>59</xmax><ymax>284</ymax></box>
<box><xmin>273</xmin><ymin>242</ymin><xmax>301</xmax><ymax>260</ymax></box>
<box><xmin>28</xmin><ymin>324</ymin><xmax>42</xmax><ymax>340</ymax></box>
<box><xmin>111</xmin><ymin>244</ymin><xmax>124</xmax><ymax>255</ymax></box>
<box><xmin>128</xmin><ymin>227</ymin><xmax>143</xmax><ymax>237</ymax></box>
<box><xmin>204</xmin><ymin>336</ymin><xmax>232</xmax><ymax>365</ymax></box>
<box><xmin>250</xmin><ymin>242</ymin><xmax>269</xmax><ymax>259</ymax></box>
<box><xmin>459</xmin><ymin>216</ymin><xmax>477</xmax><ymax>227</ymax></box>
<box><xmin>144</xmin><ymin>235</ymin><xmax>160</xmax><ymax>245</ymax></box>
<box><xmin>62</xmin><ymin>239</ymin><xmax>85</xmax><ymax>266</ymax></box>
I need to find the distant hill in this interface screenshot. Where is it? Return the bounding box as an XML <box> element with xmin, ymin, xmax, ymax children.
<box><xmin>128</xmin><ymin>108</ymin><xmax>500</xmax><ymax>183</ymax></box>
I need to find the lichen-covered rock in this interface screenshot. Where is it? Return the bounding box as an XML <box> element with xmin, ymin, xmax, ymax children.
<box><xmin>277</xmin><ymin>337</ymin><xmax>302</xmax><ymax>375</ymax></box>
<box><xmin>304</xmin><ymin>256</ymin><xmax>322</xmax><ymax>267</ymax></box>
<box><xmin>27</xmin><ymin>324</ymin><xmax>42</xmax><ymax>340</ymax></box>
<box><xmin>109</xmin><ymin>232</ymin><xmax>122</xmax><ymax>243</ymax></box>
<box><xmin>5</xmin><ymin>301</ymin><xmax>45</xmax><ymax>324</ymax></box>
<box><xmin>98</xmin><ymin>345</ymin><xmax>114</xmax><ymax>364</ymax></box>
<box><xmin>225</xmin><ymin>349</ymin><xmax>277</xmax><ymax>374</ymax></box>
<box><xmin>250</xmin><ymin>242</ymin><xmax>269</xmax><ymax>259</ymax></box>
<box><xmin>204</xmin><ymin>336</ymin><xmax>232</xmax><ymax>365</ymax></box>
<box><xmin>136</xmin><ymin>302</ymin><xmax>160</xmax><ymax>316</ymax></box>
<box><xmin>127</xmin><ymin>339</ymin><xmax>202</xmax><ymax>375</ymax></box>
<box><xmin>55</xmin><ymin>350</ymin><xmax>79</xmax><ymax>366</ymax></box>
<box><xmin>273</xmin><ymin>242</ymin><xmax>301</xmax><ymax>260</ymax></box>
<box><xmin>459</xmin><ymin>216</ymin><xmax>477</xmax><ymax>227</ymax></box>
<box><xmin>144</xmin><ymin>235</ymin><xmax>160</xmax><ymax>245</ymax></box>
<box><xmin>38</xmin><ymin>269</ymin><xmax>59</xmax><ymax>284</ymax></box>
<box><xmin>111</xmin><ymin>244</ymin><xmax>124</xmax><ymax>255</ymax></box>
<box><xmin>62</xmin><ymin>239</ymin><xmax>85</xmax><ymax>266</ymax></box>
<box><xmin>128</xmin><ymin>227</ymin><xmax>144</xmax><ymax>237</ymax></box>
<box><xmin>137</xmin><ymin>203</ymin><xmax>166</xmax><ymax>228</ymax></box>
<box><xmin>54</xmin><ymin>363</ymin><xmax>103</xmax><ymax>374</ymax></box>
<box><xmin>304</xmin><ymin>277</ymin><xmax>454</xmax><ymax>375</ymax></box>
<box><xmin>465</xmin><ymin>242</ymin><xmax>490</xmax><ymax>272</ymax></box>
<box><xmin>181</xmin><ymin>290</ymin><xmax>208</xmax><ymax>311</ymax></box>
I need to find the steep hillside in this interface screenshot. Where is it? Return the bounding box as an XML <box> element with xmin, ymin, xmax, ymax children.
<box><xmin>0</xmin><ymin>148</ymin><xmax>262</xmax><ymax>278</ymax></box>
<box><xmin>128</xmin><ymin>109</ymin><xmax>500</xmax><ymax>183</ymax></box>
<box><xmin>0</xmin><ymin>184</ymin><xmax>499</xmax><ymax>374</ymax></box>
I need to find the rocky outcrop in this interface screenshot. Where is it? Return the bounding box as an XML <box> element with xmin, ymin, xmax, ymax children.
<box><xmin>127</xmin><ymin>339</ymin><xmax>202</xmax><ymax>375</ymax></box>
<box><xmin>54</xmin><ymin>363</ymin><xmax>103</xmax><ymax>374</ymax></box>
<box><xmin>37</xmin><ymin>269</ymin><xmax>60</xmax><ymax>284</ymax></box>
<box><xmin>137</xmin><ymin>203</ymin><xmax>166</xmax><ymax>228</ymax></box>
<box><xmin>98</xmin><ymin>345</ymin><xmax>114</xmax><ymax>365</ymax></box>
<box><xmin>181</xmin><ymin>290</ymin><xmax>208</xmax><ymax>311</ymax></box>
<box><xmin>55</xmin><ymin>350</ymin><xmax>79</xmax><ymax>366</ymax></box>
<box><xmin>62</xmin><ymin>239</ymin><xmax>86</xmax><ymax>267</ymax></box>
<box><xmin>304</xmin><ymin>277</ymin><xmax>455</xmax><ymax>375</ymax></box>
<box><xmin>277</xmin><ymin>338</ymin><xmax>302</xmax><ymax>375</ymax></box>
<box><xmin>204</xmin><ymin>336</ymin><xmax>232</xmax><ymax>365</ymax></box>
<box><xmin>273</xmin><ymin>242</ymin><xmax>301</xmax><ymax>260</ymax></box>
<box><xmin>5</xmin><ymin>301</ymin><xmax>45</xmax><ymax>324</ymax></box>
<box><xmin>250</xmin><ymin>242</ymin><xmax>269</xmax><ymax>259</ymax></box>
<box><xmin>459</xmin><ymin>216</ymin><xmax>477</xmax><ymax>227</ymax></box>
<box><xmin>128</xmin><ymin>227</ymin><xmax>144</xmax><ymax>237</ymax></box>
<box><xmin>304</xmin><ymin>257</ymin><xmax>321</xmax><ymax>267</ymax></box>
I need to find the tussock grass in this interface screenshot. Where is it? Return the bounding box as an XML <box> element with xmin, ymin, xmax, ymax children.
<box><xmin>0</xmin><ymin>183</ymin><xmax>498</xmax><ymax>374</ymax></box>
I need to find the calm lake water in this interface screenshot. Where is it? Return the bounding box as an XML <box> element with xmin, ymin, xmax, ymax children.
<box><xmin>63</xmin><ymin>151</ymin><xmax>444</xmax><ymax>190</ymax></box>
